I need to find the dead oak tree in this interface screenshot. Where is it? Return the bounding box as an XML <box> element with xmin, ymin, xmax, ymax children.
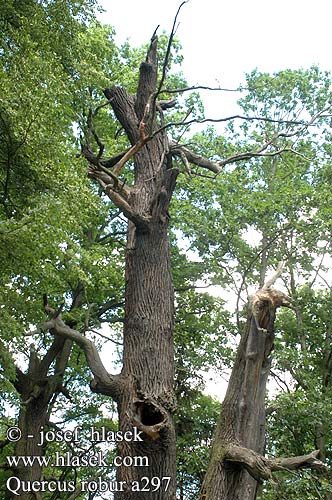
<box><xmin>33</xmin><ymin>14</ymin><xmax>330</xmax><ymax>500</ymax></box>
<box><xmin>199</xmin><ymin>265</ymin><xmax>326</xmax><ymax>500</ymax></box>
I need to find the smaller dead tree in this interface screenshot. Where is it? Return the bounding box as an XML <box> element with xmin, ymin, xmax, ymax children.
<box><xmin>199</xmin><ymin>264</ymin><xmax>326</xmax><ymax>500</ymax></box>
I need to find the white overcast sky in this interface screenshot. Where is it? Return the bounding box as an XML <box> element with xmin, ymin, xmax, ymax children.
<box><xmin>99</xmin><ymin>0</ymin><xmax>332</xmax><ymax>88</ymax></box>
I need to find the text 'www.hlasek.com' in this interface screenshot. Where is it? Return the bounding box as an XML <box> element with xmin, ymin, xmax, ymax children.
<box><xmin>5</xmin><ymin>425</ymin><xmax>171</xmax><ymax>495</ymax></box>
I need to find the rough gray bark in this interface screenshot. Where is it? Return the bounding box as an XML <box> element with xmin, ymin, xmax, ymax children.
<box><xmin>199</xmin><ymin>289</ymin><xmax>281</xmax><ymax>500</ymax></box>
<box><xmin>82</xmin><ymin>34</ymin><xmax>179</xmax><ymax>499</ymax></box>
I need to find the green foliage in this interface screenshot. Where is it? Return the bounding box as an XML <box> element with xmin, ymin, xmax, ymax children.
<box><xmin>258</xmin><ymin>469</ymin><xmax>332</xmax><ymax>500</ymax></box>
<box><xmin>240</xmin><ymin>67</ymin><xmax>332</xmax><ymax>118</ymax></box>
<box><xmin>172</xmin><ymin>69</ymin><xmax>332</xmax><ymax>301</ymax></box>
<box><xmin>1</xmin><ymin>3</ymin><xmax>332</xmax><ymax>498</ymax></box>
<box><xmin>170</xmin><ymin>67</ymin><xmax>332</xmax><ymax>498</ymax></box>
<box><xmin>260</xmin><ymin>287</ymin><xmax>332</xmax><ymax>499</ymax></box>
<box><xmin>176</xmin><ymin>393</ymin><xmax>220</xmax><ymax>500</ymax></box>
<box><xmin>0</xmin><ymin>6</ymin><xmax>226</xmax><ymax>499</ymax></box>
<box><xmin>0</xmin><ymin>4</ymin><xmax>128</xmax><ymax>495</ymax></box>
<box><xmin>0</xmin><ymin>0</ymin><xmax>127</xmax><ymax>345</ymax></box>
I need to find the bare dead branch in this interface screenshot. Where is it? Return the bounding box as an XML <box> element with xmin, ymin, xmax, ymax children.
<box><xmin>218</xmin><ymin>108</ymin><xmax>327</xmax><ymax>167</ymax></box>
<box><xmin>101</xmin><ymin>149</ymin><xmax>130</xmax><ymax>169</ymax></box>
<box><xmin>179</xmin><ymin>149</ymin><xmax>192</xmax><ymax>174</ymax></box>
<box><xmin>156</xmin><ymin>1</ymin><xmax>189</xmax><ymax>99</ymax></box>
<box><xmin>271</xmin><ymin>449</ymin><xmax>326</xmax><ymax>472</ymax></box>
<box><xmin>97</xmin><ymin>299</ymin><xmax>125</xmax><ymax>319</ymax></box>
<box><xmin>151</xmin><ymin>106</ymin><xmax>330</xmax><ymax>168</ymax></box>
<box><xmin>235</xmin><ymin>224</ymin><xmax>293</xmax><ymax>328</ymax></box>
<box><xmin>83</xmin><ymin>123</ymin><xmax>149</xmax><ymax>199</ymax></box>
<box><xmin>158</xmin><ymin>99</ymin><xmax>177</xmax><ymax>110</ymax></box>
<box><xmin>89</xmin><ymin>164</ymin><xmax>131</xmax><ymax>199</ymax></box>
<box><xmin>224</xmin><ymin>444</ymin><xmax>326</xmax><ymax>482</ymax></box>
<box><xmin>265</xmin><ymin>403</ymin><xmax>280</xmax><ymax>416</ymax></box>
<box><xmin>88</xmin><ymin>328</ymin><xmax>123</xmax><ymax>345</ymax></box>
<box><xmin>37</xmin><ymin>315</ymin><xmax>123</xmax><ymax>400</ymax></box>
<box><xmin>108</xmin><ymin>121</ymin><xmax>149</xmax><ymax>177</ymax></box>
<box><xmin>262</xmin><ymin>261</ymin><xmax>286</xmax><ymax>290</ymax></box>
<box><xmin>283</xmin><ymin>362</ymin><xmax>310</xmax><ymax>391</ymax></box>
<box><xmin>170</xmin><ymin>142</ymin><xmax>221</xmax><ymax>174</ymax></box>
<box><xmin>136</xmin><ymin>1</ymin><xmax>189</xmax><ymax>133</ymax></box>
<box><xmin>153</xmin><ymin>115</ymin><xmax>307</xmax><ymax>137</ymax></box>
<box><xmin>92</xmin><ymin>177</ymin><xmax>151</xmax><ymax>230</ymax></box>
<box><xmin>150</xmin><ymin>112</ymin><xmax>321</xmax><ymax>179</ymax></box>
<box><xmin>91</xmin><ymin>127</ymin><xmax>104</xmax><ymax>159</ymax></box>
<box><xmin>160</xmin><ymin>84</ymin><xmax>241</xmax><ymax>94</ymax></box>
<box><xmin>270</xmin><ymin>370</ymin><xmax>292</xmax><ymax>393</ymax></box>
<box><xmin>81</xmin><ymin>98</ymin><xmax>115</xmax><ymax>159</ymax></box>
<box><xmin>219</xmin><ymin>147</ymin><xmax>311</xmax><ymax>168</ymax></box>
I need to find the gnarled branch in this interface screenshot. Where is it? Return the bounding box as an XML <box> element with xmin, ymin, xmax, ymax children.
<box><xmin>170</xmin><ymin>142</ymin><xmax>221</xmax><ymax>174</ymax></box>
<box><xmin>225</xmin><ymin>444</ymin><xmax>326</xmax><ymax>482</ymax></box>
<box><xmin>36</xmin><ymin>314</ymin><xmax>124</xmax><ymax>401</ymax></box>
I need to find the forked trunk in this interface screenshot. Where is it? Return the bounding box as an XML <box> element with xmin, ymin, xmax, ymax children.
<box><xmin>8</xmin><ymin>338</ymin><xmax>72</xmax><ymax>499</ymax></box>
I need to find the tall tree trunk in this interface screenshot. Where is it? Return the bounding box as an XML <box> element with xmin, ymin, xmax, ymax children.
<box><xmin>96</xmin><ymin>36</ymin><xmax>179</xmax><ymax>499</ymax></box>
<box><xmin>200</xmin><ymin>284</ymin><xmax>292</xmax><ymax>500</ymax></box>
<box><xmin>115</xmin><ymin>219</ymin><xmax>177</xmax><ymax>499</ymax></box>
<box><xmin>8</xmin><ymin>338</ymin><xmax>72</xmax><ymax>500</ymax></box>
<box><xmin>11</xmin><ymin>401</ymin><xmax>47</xmax><ymax>500</ymax></box>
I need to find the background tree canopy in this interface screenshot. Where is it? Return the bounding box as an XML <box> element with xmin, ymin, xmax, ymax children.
<box><xmin>0</xmin><ymin>1</ymin><xmax>331</xmax><ymax>499</ymax></box>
